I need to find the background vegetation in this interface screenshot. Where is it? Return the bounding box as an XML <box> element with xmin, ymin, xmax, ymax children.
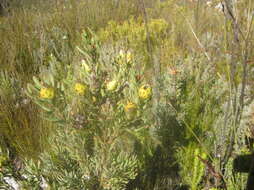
<box><xmin>0</xmin><ymin>0</ymin><xmax>254</xmax><ymax>189</ymax></box>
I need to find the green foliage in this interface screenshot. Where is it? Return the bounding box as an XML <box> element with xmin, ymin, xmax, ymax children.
<box><xmin>88</xmin><ymin>152</ymin><xmax>138</xmax><ymax>190</ymax></box>
<box><xmin>25</xmin><ymin>30</ymin><xmax>157</xmax><ymax>189</ymax></box>
<box><xmin>176</xmin><ymin>144</ymin><xmax>207</xmax><ymax>190</ymax></box>
<box><xmin>159</xmin><ymin>54</ymin><xmax>229</xmax><ymax>188</ymax></box>
<box><xmin>0</xmin><ymin>71</ymin><xmax>52</xmax><ymax>160</ymax></box>
<box><xmin>0</xmin><ymin>0</ymin><xmax>141</xmax><ymax>78</ymax></box>
<box><xmin>162</xmin><ymin>55</ymin><xmax>226</xmax><ymax>142</ymax></box>
<box><xmin>99</xmin><ymin>16</ymin><xmax>168</xmax><ymax>45</ymax></box>
<box><xmin>0</xmin><ymin>0</ymin><xmax>254</xmax><ymax>189</ymax></box>
<box><xmin>99</xmin><ymin>16</ymin><xmax>169</xmax><ymax>66</ymax></box>
<box><xmin>222</xmin><ymin>158</ymin><xmax>247</xmax><ymax>190</ymax></box>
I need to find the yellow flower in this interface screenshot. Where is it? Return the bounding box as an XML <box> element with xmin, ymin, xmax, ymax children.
<box><xmin>106</xmin><ymin>80</ymin><xmax>118</xmax><ymax>91</ymax></box>
<box><xmin>138</xmin><ymin>85</ymin><xmax>152</xmax><ymax>100</ymax></box>
<box><xmin>75</xmin><ymin>83</ymin><xmax>87</xmax><ymax>95</ymax></box>
<box><xmin>124</xmin><ymin>102</ymin><xmax>137</xmax><ymax>113</ymax></box>
<box><xmin>40</xmin><ymin>87</ymin><xmax>54</xmax><ymax>99</ymax></box>
<box><xmin>124</xmin><ymin>102</ymin><xmax>137</xmax><ymax>119</ymax></box>
<box><xmin>126</xmin><ymin>51</ymin><xmax>133</xmax><ymax>63</ymax></box>
<box><xmin>117</xmin><ymin>50</ymin><xmax>133</xmax><ymax>64</ymax></box>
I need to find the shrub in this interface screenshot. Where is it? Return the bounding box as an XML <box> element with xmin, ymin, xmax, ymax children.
<box><xmin>99</xmin><ymin>16</ymin><xmax>169</xmax><ymax>67</ymax></box>
<box><xmin>25</xmin><ymin>30</ymin><xmax>158</xmax><ymax>189</ymax></box>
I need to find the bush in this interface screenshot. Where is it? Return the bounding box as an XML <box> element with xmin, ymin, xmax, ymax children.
<box><xmin>25</xmin><ymin>30</ymin><xmax>158</xmax><ymax>189</ymax></box>
<box><xmin>99</xmin><ymin>16</ymin><xmax>169</xmax><ymax>67</ymax></box>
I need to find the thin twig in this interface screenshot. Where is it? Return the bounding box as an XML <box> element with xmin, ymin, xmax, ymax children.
<box><xmin>221</xmin><ymin>0</ymin><xmax>252</xmax><ymax>177</ymax></box>
<box><xmin>180</xmin><ymin>12</ymin><xmax>211</xmax><ymax>61</ymax></box>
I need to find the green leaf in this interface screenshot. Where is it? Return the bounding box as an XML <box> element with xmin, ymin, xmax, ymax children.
<box><xmin>27</xmin><ymin>83</ymin><xmax>35</xmax><ymax>94</ymax></box>
<box><xmin>45</xmin><ymin>116</ymin><xmax>62</xmax><ymax>122</ymax></box>
<box><xmin>33</xmin><ymin>76</ymin><xmax>43</xmax><ymax>89</ymax></box>
<box><xmin>76</xmin><ymin>46</ymin><xmax>91</xmax><ymax>59</ymax></box>
<box><xmin>34</xmin><ymin>101</ymin><xmax>52</xmax><ymax>112</ymax></box>
<box><xmin>25</xmin><ymin>89</ymin><xmax>34</xmax><ymax>99</ymax></box>
<box><xmin>49</xmin><ymin>74</ymin><xmax>55</xmax><ymax>87</ymax></box>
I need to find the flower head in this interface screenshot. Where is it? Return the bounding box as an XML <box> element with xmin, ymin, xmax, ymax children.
<box><xmin>106</xmin><ymin>80</ymin><xmax>118</xmax><ymax>91</ymax></box>
<box><xmin>138</xmin><ymin>85</ymin><xmax>152</xmax><ymax>100</ymax></box>
<box><xmin>124</xmin><ymin>102</ymin><xmax>137</xmax><ymax>119</ymax></box>
<box><xmin>40</xmin><ymin>87</ymin><xmax>54</xmax><ymax>99</ymax></box>
<box><xmin>126</xmin><ymin>51</ymin><xmax>133</xmax><ymax>63</ymax></box>
<box><xmin>124</xmin><ymin>102</ymin><xmax>137</xmax><ymax>113</ymax></box>
<box><xmin>117</xmin><ymin>50</ymin><xmax>133</xmax><ymax>65</ymax></box>
<box><xmin>75</xmin><ymin>83</ymin><xmax>87</xmax><ymax>95</ymax></box>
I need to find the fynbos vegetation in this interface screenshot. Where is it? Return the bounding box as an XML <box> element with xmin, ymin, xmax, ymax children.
<box><xmin>0</xmin><ymin>0</ymin><xmax>254</xmax><ymax>189</ymax></box>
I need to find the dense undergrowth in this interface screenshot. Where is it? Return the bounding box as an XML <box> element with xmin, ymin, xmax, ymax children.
<box><xmin>0</xmin><ymin>0</ymin><xmax>254</xmax><ymax>189</ymax></box>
